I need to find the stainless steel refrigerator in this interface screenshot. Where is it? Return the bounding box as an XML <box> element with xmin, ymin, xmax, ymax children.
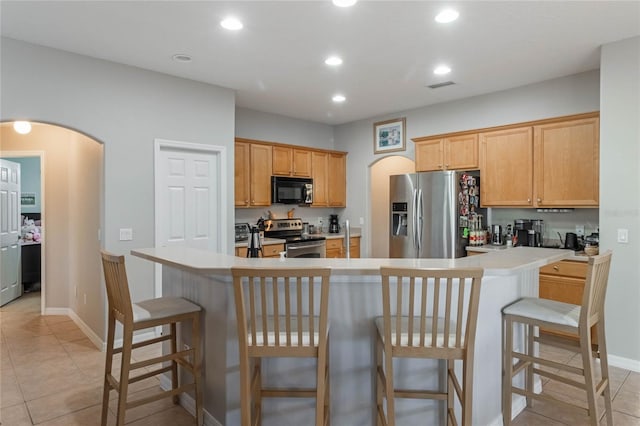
<box><xmin>389</xmin><ymin>170</ymin><xmax>483</xmax><ymax>259</ymax></box>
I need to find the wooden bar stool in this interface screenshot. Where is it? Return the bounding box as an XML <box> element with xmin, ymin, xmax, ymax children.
<box><xmin>376</xmin><ymin>267</ymin><xmax>484</xmax><ymax>426</ymax></box>
<box><xmin>100</xmin><ymin>250</ymin><xmax>203</xmax><ymax>426</ymax></box>
<box><xmin>502</xmin><ymin>251</ymin><xmax>613</xmax><ymax>425</ymax></box>
<box><xmin>231</xmin><ymin>266</ymin><xmax>331</xmax><ymax>426</ymax></box>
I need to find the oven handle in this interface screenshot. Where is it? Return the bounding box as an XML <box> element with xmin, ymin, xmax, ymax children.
<box><xmin>287</xmin><ymin>242</ymin><xmax>326</xmax><ymax>251</ymax></box>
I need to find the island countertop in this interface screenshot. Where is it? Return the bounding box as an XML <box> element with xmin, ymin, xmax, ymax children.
<box><xmin>131</xmin><ymin>245</ymin><xmax>570</xmax><ymax>276</ymax></box>
<box><xmin>131</xmin><ymin>245</ymin><xmax>570</xmax><ymax>426</ymax></box>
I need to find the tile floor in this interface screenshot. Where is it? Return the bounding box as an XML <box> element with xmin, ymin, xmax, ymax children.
<box><xmin>1</xmin><ymin>292</ymin><xmax>195</xmax><ymax>425</ymax></box>
<box><xmin>1</xmin><ymin>292</ymin><xmax>639</xmax><ymax>425</ymax></box>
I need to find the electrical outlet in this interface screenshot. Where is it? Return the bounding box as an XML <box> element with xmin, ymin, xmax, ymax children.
<box><xmin>575</xmin><ymin>225</ymin><xmax>585</xmax><ymax>237</ymax></box>
<box><xmin>359</xmin><ymin>217</ymin><xmax>364</xmax><ymax>225</ymax></box>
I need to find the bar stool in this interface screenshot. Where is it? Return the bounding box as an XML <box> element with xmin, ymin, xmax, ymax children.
<box><xmin>100</xmin><ymin>251</ymin><xmax>203</xmax><ymax>426</ymax></box>
<box><xmin>376</xmin><ymin>267</ymin><xmax>484</xmax><ymax>426</ymax></box>
<box><xmin>502</xmin><ymin>251</ymin><xmax>613</xmax><ymax>425</ymax></box>
<box><xmin>231</xmin><ymin>266</ymin><xmax>331</xmax><ymax>426</ymax></box>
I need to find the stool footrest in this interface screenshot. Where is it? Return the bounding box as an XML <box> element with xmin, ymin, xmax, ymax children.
<box><xmin>394</xmin><ymin>389</ymin><xmax>448</xmax><ymax>400</ymax></box>
<box><xmin>512</xmin><ymin>386</ymin><xmax>589</xmax><ymax>415</ymax></box>
<box><xmin>126</xmin><ymin>383</ymin><xmax>196</xmax><ymax>409</ymax></box>
<box><xmin>112</xmin><ymin>334</ymin><xmax>172</xmax><ymax>355</ymax></box>
<box><xmin>261</xmin><ymin>388</ymin><xmax>317</xmax><ymax>398</ymax></box>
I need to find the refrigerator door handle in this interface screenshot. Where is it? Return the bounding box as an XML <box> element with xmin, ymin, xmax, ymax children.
<box><xmin>413</xmin><ymin>188</ymin><xmax>418</xmax><ymax>251</ymax></box>
<box><xmin>417</xmin><ymin>188</ymin><xmax>424</xmax><ymax>252</ymax></box>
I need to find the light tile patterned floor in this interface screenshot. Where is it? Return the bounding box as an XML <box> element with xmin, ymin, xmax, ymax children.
<box><xmin>0</xmin><ymin>292</ymin><xmax>194</xmax><ymax>425</ymax></box>
<box><xmin>1</xmin><ymin>292</ymin><xmax>639</xmax><ymax>425</ymax></box>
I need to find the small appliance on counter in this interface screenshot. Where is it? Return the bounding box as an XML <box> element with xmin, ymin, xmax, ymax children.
<box><xmin>491</xmin><ymin>225</ymin><xmax>503</xmax><ymax>245</ymax></box>
<box><xmin>247</xmin><ymin>225</ymin><xmax>263</xmax><ymax>258</ymax></box>
<box><xmin>234</xmin><ymin>223</ymin><xmax>251</xmax><ymax>242</ymax></box>
<box><xmin>329</xmin><ymin>214</ymin><xmax>340</xmax><ymax>233</ymax></box>
<box><xmin>513</xmin><ymin>219</ymin><xmax>544</xmax><ymax>247</ymax></box>
<box><xmin>564</xmin><ymin>232</ymin><xmax>581</xmax><ymax>250</ymax></box>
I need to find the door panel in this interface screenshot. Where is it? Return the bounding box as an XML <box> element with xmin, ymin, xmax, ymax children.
<box><xmin>0</xmin><ymin>159</ymin><xmax>21</xmax><ymax>306</ymax></box>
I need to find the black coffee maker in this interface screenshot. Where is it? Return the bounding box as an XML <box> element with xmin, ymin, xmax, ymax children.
<box><xmin>329</xmin><ymin>214</ymin><xmax>340</xmax><ymax>233</ymax></box>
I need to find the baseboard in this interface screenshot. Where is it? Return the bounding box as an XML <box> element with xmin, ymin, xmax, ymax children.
<box><xmin>486</xmin><ymin>376</ymin><xmax>543</xmax><ymax>426</ymax></box>
<box><xmin>160</xmin><ymin>376</ymin><xmax>222</xmax><ymax>426</ymax></box>
<box><xmin>44</xmin><ymin>307</ymin><xmax>104</xmax><ymax>351</ymax></box>
<box><xmin>608</xmin><ymin>354</ymin><xmax>640</xmax><ymax>372</ymax></box>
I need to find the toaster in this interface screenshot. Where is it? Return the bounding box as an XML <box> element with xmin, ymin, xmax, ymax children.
<box><xmin>234</xmin><ymin>223</ymin><xmax>251</xmax><ymax>242</ymax></box>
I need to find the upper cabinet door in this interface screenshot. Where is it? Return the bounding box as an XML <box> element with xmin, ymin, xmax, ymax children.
<box><xmin>292</xmin><ymin>149</ymin><xmax>312</xmax><ymax>177</ymax></box>
<box><xmin>311</xmin><ymin>151</ymin><xmax>328</xmax><ymax>207</ymax></box>
<box><xmin>446</xmin><ymin>134</ymin><xmax>479</xmax><ymax>170</ymax></box>
<box><xmin>415</xmin><ymin>139</ymin><xmax>444</xmax><ymax>171</ymax></box>
<box><xmin>234</xmin><ymin>142</ymin><xmax>251</xmax><ymax>207</ymax></box>
<box><xmin>249</xmin><ymin>143</ymin><xmax>273</xmax><ymax>206</ymax></box>
<box><xmin>272</xmin><ymin>146</ymin><xmax>292</xmax><ymax>176</ymax></box>
<box><xmin>480</xmin><ymin>126</ymin><xmax>534</xmax><ymax>207</ymax></box>
<box><xmin>534</xmin><ymin>117</ymin><xmax>599</xmax><ymax>207</ymax></box>
<box><xmin>327</xmin><ymin>153</ymin><xmax>346</xmax><ymax>207</ymax></box>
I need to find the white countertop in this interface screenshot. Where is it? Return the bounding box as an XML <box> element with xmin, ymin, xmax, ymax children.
<box><xmin>466</xmin><ymin>244</ymin><xmax>589</xmax><ymax>262</ymax></box>
<box><xmin>132</xmin><ymin>246</ymin><xmax>570</xmax><ymax>276</ymax></box>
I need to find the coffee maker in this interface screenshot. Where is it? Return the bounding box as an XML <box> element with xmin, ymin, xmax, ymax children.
<box><xmin>329</xmin><ymin>214</ymin><xmax>340</xmax><ymax>233</ymax></box>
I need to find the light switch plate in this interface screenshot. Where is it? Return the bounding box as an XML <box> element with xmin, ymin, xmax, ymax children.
<box><xmin>575</xmin><ymin>225</ymin><xmax>585</xmax><ymax>237</ymax></box>
<box><xmin>617</xmin><ymin>228</ymin><xmax>629</xmax><ymax>244</ymax></box>
<box><xmin>119</xmin><ymin>228</ymin><xmax>133</xmax><ymax>241</ymax></box>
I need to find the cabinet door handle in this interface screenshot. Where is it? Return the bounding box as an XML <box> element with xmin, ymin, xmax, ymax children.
<box><xmin>527</xmin><ymin>198</ymin><xmax>531</xmax><ymax>203</ymax></box>
<box><xmin>553</xmin><ymin>265</ymin><xmax>559</xmax><ymax>271</ymax></box>
<box><xmin>438</xmin><ymin>165</ymin><xmax>443</xmax><ymax>169</ymax></box>
<box><xmin>445</xmin><ymin>164</ymin><xmax>449</xmax><ymax>168</ymax></box>
<box><xmin>537</xmin><ymin>198</ymin><xmax>541</xmax><ymax>203</ymax></box>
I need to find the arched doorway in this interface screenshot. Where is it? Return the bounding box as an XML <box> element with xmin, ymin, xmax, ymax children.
<box><xmin>1</xmin><ymin>122</ymin><xmax>103</xmax><ymax>343</ymax></box>
<box><xmin>369</xmin><ymin>155</ymin><xmax>415</xmax><ymax>258</ymax></box>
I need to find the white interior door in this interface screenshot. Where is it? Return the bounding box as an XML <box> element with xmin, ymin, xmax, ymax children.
<box><xmin>1</xmin><ymin>159</ymin><xmax>22</xmax><ymax>306</ymax></box>
<box><xmin>154</xmin><ymin>140</ymin><xmax>227</xmax><ymax>296</ymax></box>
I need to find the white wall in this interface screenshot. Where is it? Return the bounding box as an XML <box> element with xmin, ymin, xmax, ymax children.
<box><xmin>1</xmin><ymin>38</ymin><xmax>236</xmax><ymax>340</ymax></box>
<box><xmin>600</xmin><ymin>36</ymin><xmax>640</xmax><ymax>365</ymax></box>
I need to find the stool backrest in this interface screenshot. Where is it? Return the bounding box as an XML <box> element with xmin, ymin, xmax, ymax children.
<box><xmin>380</xmin><ymin>267</ymin><xmax>483</xmax><ymax>357</ymax></box>
<box><xmin>581</xmin><ymin>250</ymin><xmax>613</xmax><ymax>327</ymax></box>
<box><xmin>100</xmin><ymin>250</ymin><xmax>133</xmax><ymax>324</ymax></box>
<box><xmin>231</xmin><ymin>267</ymin><xmax>331</xmax><ymax>356</ymax></box>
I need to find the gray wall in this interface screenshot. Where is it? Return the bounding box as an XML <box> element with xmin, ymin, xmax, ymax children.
<box><xmin>334</xmin><ymin>70</ymin><xmax>600</xmax><ymax>257</ymax></box>
<box><xmin>1</xmin><ymin>38</ymin><xmax>236</xmax><ymax>339</ymax></box>
<box><xmin>600</xmin><ymin>36</ymin><xmax>640</xmax><ymax>364</ymax></box>
<box><xmin>7</xmin><ymin>157</ymin><xmax>41</xmax><ymax>214</ymax></box>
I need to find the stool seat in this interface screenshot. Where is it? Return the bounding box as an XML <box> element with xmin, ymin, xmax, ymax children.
<box><xmin>374</xmin><ymin>316</ymin><xmax>463</xmax><ymax>348</ymax></box>
<box><xmin>502</xmin><ymin>297</ymin><xmax>580</xmax><ymax>327</ymax></box>
<box><xmin>133</xmin><ymin>296</ymin><xmax>201</xmax><ymax>323</ymax></box>
<box><xmin>248</xmin><ymin>315</ymin><xmax>326</xmax><ymax>347</ymax></box>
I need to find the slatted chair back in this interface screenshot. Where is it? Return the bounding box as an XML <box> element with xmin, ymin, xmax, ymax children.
<box><xmin>231</xmin><ymin>267</ymin><xmax>331</xmax><ymax>357</ymax></box>
<box><xmin>380</xmin><ymin>267</ymin><xmax>484</xmax><ymax>358</ymax></box>
<box><xmin>100</xmin><ymin>251</ymin><xmax>134</xmax><ymax>324</ymax></box>
<box><xmin>581</xmin><ymin>251</ymin><xmax>613</xmax><ymax>328</ymax></box>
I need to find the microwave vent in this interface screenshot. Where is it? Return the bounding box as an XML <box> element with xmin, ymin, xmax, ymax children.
<box><xmin>427</xmin><ymin>81</ymin><xmax>455</xmax><ymax>89</ymax></box>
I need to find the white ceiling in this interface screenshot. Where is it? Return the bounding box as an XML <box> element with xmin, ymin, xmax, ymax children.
<box><xmin>2</xmin><ymin>1</ymin><xmax>639</xmax><ymax>125</ymax></box>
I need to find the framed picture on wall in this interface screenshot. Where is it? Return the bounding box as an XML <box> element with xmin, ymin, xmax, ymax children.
<box><xmin>373</xmin><ymin>117</ymin><xmax>406</xmax><ymax>154</ymax></box>
<box><xmin>21</xmin><ymin>192</ymin><xmax>36</xmax><ymax>206</ymax></box>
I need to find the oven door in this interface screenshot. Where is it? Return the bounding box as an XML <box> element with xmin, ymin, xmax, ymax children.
<box><xmin>286</xmin><ymin>241</ymin><xmax>326</xmax><ymax>258</ymax></box>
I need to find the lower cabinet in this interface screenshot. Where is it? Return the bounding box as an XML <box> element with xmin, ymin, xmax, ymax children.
<box><xmin>539</xmin><ymin>259</ymin><xmax>596</xmax><ymax>341</ymax></box>
<box><xmin>326</xmin><ymin>237</ymin><xmax>360</xmax><ymax>258</ymax></box>
<box><xmin>235</xmin><ymin>243</ymin><xmax>285</xmax><ymax>258</ymax></box>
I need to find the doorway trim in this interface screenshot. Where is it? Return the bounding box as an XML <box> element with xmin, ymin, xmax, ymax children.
<box><xmin>1</xmin><ymin>151</ymin><xmax>46</xmax><ymax>314</ymax></box>
<box><xmin>153</xmin><ymin>139</ymin><xmax>228</xmax><ymax>298</ymax></box>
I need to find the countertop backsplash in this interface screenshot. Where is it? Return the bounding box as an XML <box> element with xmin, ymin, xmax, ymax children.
<box><xmin>235</xmin><ymin>205</ymin><xmax>344</xmax><ymax>233</ymax></box>
<box><xmin>489</xmin><ymin>208</ymin><xmax>599</xmax><ymax>245</ymax></box>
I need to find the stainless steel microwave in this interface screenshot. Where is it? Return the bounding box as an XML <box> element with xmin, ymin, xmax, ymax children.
<box><xmin>271</xmin><ymin>176</ymin><xmax>313</xmax><ymax>204</ymax></box>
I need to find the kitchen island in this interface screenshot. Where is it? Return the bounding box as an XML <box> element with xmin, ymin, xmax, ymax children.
<box><xmin>131</xmin><ymin>246</ymin><xmax>571</xmax><ymax>426</ymax></box>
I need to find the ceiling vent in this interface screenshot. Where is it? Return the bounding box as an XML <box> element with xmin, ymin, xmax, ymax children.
<box><xmin>427</xmin><ymin>81</ymin><xmax>455</xmax><ymax>89</ymax></box>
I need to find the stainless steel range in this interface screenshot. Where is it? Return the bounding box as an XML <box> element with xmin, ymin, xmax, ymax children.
<box><xmin>263</xmin><ymin>218</ymin><xmax>326</xmax><ymax>258</ymax></box>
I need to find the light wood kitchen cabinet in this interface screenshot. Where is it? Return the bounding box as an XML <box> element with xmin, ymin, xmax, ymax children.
<box><xmin>327</xmin><ymin>153</ymin><xmax>346</xmax><ymax>207</ymax></box>
<box><xmin>325</xmin><ymin>236</ymin><xmax>360</xmax><ymax>258</ymax></box>
<box><xmin>235</xmin><ymin>140</ymin><xmax>272</xmax><ymax>207</ymax></box>
<box><xmin>539</xmin><ymin>259</ymin><xmax>595</xmax><ymax>340</ymax></box>
<box><xmin>414</xmin><ymin>134</ymin><xmax>479</xmax><ymax>172</ymax></box>
<box><xmin>480</xmin><ymin>126</ymin><xmax>534</xmax><ymax>207</ymax></box>
<box><xmin>272</xmin><ymin>146</ymin><xmax>312</xmax><ymax>177</ymax></box>
<box><xmin>311</xmin><ymin>151</ymin><xmax>328</xmax><ymax>206</ymax></box>
<box><xmin>533</xmin><ymin>117</ymin><xmax>599</xmax><ymax>207</ymax></box>
<box><xmin>235</xmin><ymin>243</ymin><xmax>285</xmax><ymax>258</ymax></box>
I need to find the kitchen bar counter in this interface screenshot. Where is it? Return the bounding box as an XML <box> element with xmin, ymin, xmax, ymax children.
<box><xmin>466</xmin><ymin>244</ymin><xmax>590</xmax><ymax>261</ymax></box>
<box><xmin>131</xmin><ymin>246</ymin><xmax>570</xmax><ymax>426</ymax></box>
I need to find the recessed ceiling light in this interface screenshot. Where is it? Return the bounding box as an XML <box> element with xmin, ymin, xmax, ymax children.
<box><xmin>332</xmin><ymin>94</ymin><xmax>346</xmax><ymax>103</ymax></box>
<box><xmin>332</xmin><ymin>0</ymin><xmax>357</xmax><ymax>7</ymax></box>
<box><xmin>325</xmin><ymin>56</ymin><xmax>343</xmax><ymax>66</ymax></box>
<box><xmin>435</xmin><ymin>9</ymin><xmax>459</xmax><ymax>23</ymax></box>
<box><xmin>13</xmin><ymin>121</ymin><xmax>32</xmax><ymax>135</ymax></box>
<box><xmin>172</xmin><ymin>54</ymin><xmax>192</xmax><ymax>63</ymax></box>
<box><xmin>434</xmin><ymin>65</ymin><xmax>452</xmax><ymax>75</ymax></box>
<box><xmin>220</xmin><ymin>17</ymin><xmax>243</xmax><ymax>30</ymax></box>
